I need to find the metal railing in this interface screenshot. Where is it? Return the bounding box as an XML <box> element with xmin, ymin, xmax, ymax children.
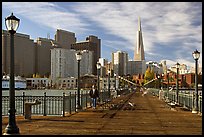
<box><xmin>148</xmin><ymin>88</ymin><xmax>202</xmax><ymax>113</ymax></box>
<box><xmin>2</xmin><ymin>90</ymin><xmax>112</xmax><ymax>116</ymax></box>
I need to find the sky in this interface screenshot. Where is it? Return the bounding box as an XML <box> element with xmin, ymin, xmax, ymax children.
<box><xmin>2</xmin><ymin>2</ymin><xmax>202</xmax><ymax>69</ymax></box>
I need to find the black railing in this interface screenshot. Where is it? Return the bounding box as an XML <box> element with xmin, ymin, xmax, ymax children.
<box><xmin>2</xmin><ymin>90</ymin><xmax>112</xmax><ymax>116</ymax></box>
<box><xmin>148</xmin><ymin>88</ymin><xmax>202</xmax><ymax>113</ymax></box>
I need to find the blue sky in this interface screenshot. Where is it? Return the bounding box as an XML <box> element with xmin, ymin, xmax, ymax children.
<box><xmin>2</xmin><ymin>2</ymin><xmax>202</xmax><ymax>68</ymax></box>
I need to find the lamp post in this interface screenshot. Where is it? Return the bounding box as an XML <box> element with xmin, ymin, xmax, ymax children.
<box><xmin>157</xmin><ymin>74</ymin><xmax>160</xmax><ymax>89</ymax></box>
<box><xmin>118</xmin><ymin>76</ymin><xmax>121</xmax><ymax>90</ymax></box>
<box><xmin>4</xmin><ymin>13</ymin><xmax>20</xmax><ymax>135</ymax></box>
<box><xmin>114</xmin><ymin>73</ymin><xmax>117</xmax><ymax>90</ymax></box>
<box><xmin>108</xmin><ymin>70</ymin><xmax>111</xmax><ymax>98</ymax></box>
<box><xmin>161</xmin><ymin>73</ymin><xmax>164</xmax><ymax>89</ymax></box>
<box><xmin>167</xmin><ymin>70</ymin><xmax>170</xmax><ymax>98</ymax></box>
<box><xmin>96</xmin><ymin>61</ymin><xmax>101</xmax><ymax>101</ymax></box>
<box><xmin>192</xmin><ymin>49</ymin><xmax>200</xmax><ymax>113</ymax></box>
<box><xmin>75</xmin><ymin>51</ymin><xmax>82</xmax><ymax>111</ymax></box>
<box><xmin>175</xmin><ymin>62</ymin><xmax>180</xmax><ymax>105</ymax></box>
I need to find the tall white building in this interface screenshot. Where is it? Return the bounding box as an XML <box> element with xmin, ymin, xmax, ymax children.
<box><xmin>112</xmin><ymin>51</ymin><xmax>128</xmax><ymax>76</ymax></box>
<box><xmin>51</xmin><ymin>48</ymin><xmax>93</xmax><ymax>83</ymax></box>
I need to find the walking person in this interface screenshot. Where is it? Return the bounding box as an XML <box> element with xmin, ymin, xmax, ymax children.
<box><xmin>89</xmin><ymin>85</ymin><xmax>99</xmax><ymax>109</ymax></box>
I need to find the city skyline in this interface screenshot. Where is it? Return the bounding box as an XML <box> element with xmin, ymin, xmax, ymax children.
<box><xmin>2</xmin><ymin>2</ymin><xmax>202</xmax><ymax>69</ymax></box>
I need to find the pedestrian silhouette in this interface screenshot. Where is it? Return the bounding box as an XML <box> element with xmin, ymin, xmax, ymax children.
<box><xmin>89</xmin><ymin>85</ymin><xmax>99</xmax><ymax>109</ymax></box>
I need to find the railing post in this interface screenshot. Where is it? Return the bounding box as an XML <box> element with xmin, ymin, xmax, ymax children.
<box><xmin>69</xmin><ymin>92</ymin><xmax>71</xmax><ymax>114</ymax></box>
<box><xmin>183</xmin><ymin>92</ymin><xmax>186</xmax><ymax>108</ymax></box>
<box><xmin>188</xmin><ymin>93</ymin><xmax>191</xmax><ymax>109</ymax></box>
<box><xmin>85</xmin><ymin>91</ymin><xmax>87</xmax><ymax>108</ymax></box>
<box><xmin>74</xmin><ymin>91</ymin><xmax>76</xmax><ymax>112</ymax></box>
<box><xmin>79</xmin><ymin>90</ymin><xmax>83</xmax><ymax>110</ymax></box>
<box><xmin>22</xmin><ymin>92</ymin><xmax>25</xmax><ymax>116</ymax></box>
<box><xmin>43</xmin><ymin>92</ymin><xmax>46</xmax><ymax>116</ymax></box>
<box><xmin>199</xmin><ymin>92</ymin><xmax>202</xmax><ymax>113</ymax></box>
<box><xmin>62</xmin><ymin>92</ymin><xmax>65</xmax><ymax>117</ymax></box>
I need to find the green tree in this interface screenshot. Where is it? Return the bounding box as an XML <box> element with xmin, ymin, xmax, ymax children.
<box><xmin>144</xmin><ymin>67</ymin><xmax>154</xmax><ymax>87</ymax></box>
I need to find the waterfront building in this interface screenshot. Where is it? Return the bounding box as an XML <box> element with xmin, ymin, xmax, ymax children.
<box><xmin>26</xmin><ymin>77</ymin><xmax>49</xmax><ymax>89</ymax></box>
<box><xmin>56</xmin><ymin>77</ymin><xmax>77</xmax><ymax>90</ymax></box>
<box><xmin>100</xmin><ymin>77</ymin><xmax>118</xmax><ymax>90</ymax></box>
<box><xmin>112</xmin><ymin>51</ymin><xmax>128</xmax><ymax>76</ymax></box>
<box><xmin>2</xmin><ymin>30</ymin><xmax>35</xmax><ymax>77</ymax></box>
<box><xmin>71</xmin><ymin>35</ymin><xmax>101</xmax><ymax>75</ymax></box>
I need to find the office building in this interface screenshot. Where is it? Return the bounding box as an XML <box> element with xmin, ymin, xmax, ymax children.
<box><xmin>34</xmin><ymin>37</ymin><xmax>53</xmax><ymax>77</ymax></box>
<box><xmin>71</xmin><ymin>35</ymin><xmax>101</xmax><ymax>75</ymax></box>
<box><xmin>112</xmin><ymin>51</ymin><xmax>128</xmax><ymax>76</ymax></box>
<box><xmin>54</xmin><ymin>29</ymin><xmax>76</xmax><ymax>49</ymax></box>
<box><xmin>2</xmin><ymin>30</ymin><xmax>35</xmax><ymax>77</ymax></box>
<box><xmin>51</xmin><ymin>48</ymin><xmax>93</xmax><ymax>84</ymax></box>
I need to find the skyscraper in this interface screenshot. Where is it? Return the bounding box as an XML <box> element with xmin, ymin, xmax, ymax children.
<box><xmin>71</xmin><ymin>35</ymin><xmax>101</xmax><ymax>75</ymax></box>
<box><xmin>134</xmin><ymin>17</ymin><xmax>145</xmax><ymax>61</ymax></box>
<box><xmin>112</xmin><ymin>51</ymin><xmax>128</xmax><ymax>76</ymax></box>
<box><xmin>55</xmin><ymin>29</ymin><xmax>76</xmax><ymax>49</ymax></box>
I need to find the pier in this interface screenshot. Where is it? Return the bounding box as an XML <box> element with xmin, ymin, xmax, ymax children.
<box><xmin>2</xmin><ymin>89</ymin><xmax>202</xmax><ymax>135</ymax></box>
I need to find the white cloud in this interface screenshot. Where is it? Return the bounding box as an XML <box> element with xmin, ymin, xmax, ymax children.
<box><xmin>3</xmin><ymin>2</ymin><xmax>202</xmax><ymax>68</ymax></box>
<box><xmin>2</xmin><ymin>2</ymin><xmax>90</xmax><ymax>34</ymax></box>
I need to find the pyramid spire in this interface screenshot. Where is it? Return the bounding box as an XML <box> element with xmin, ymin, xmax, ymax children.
<box><xmin>138</xmin><ymin>16</ymin><xmax>141</xmax><ymax>31</ymax></box>
<box><xmin>133</xmin><ymin>17</ymin><xmax>145</xmax><ymax>61</ymax></box>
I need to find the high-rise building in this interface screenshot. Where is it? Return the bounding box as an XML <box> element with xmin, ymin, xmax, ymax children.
<box><xmin>71</xmin><ymin>35</ymin><xmax>101</xmax><ymax>75</ymax></box>
<box><xmin>134</xmin><ymin>17</ymin><xmax>145</xmax><ymax>61</ymax></box>
<box><xmin>54</xmin><ymin>29</ymin><xmax>76</xmax><ymax>49</ymax></box>
<box><xmin>2</xmin><ymin>30</ymin><xmax>35</xmax><ymax>77</ymax></box>
<box><xmin>112</xmin><ymin>51</ymin><xmax>128</xmax><ymax>76</ymax></box>
<box><xmin>50</xmin><ymin>48</ymin><xmax>93</xmax><ymax>84</ymax></box>
<box><xmin>35</xmin><ymin>37</ymin><xmax>53</xmax><ymax>77</ymax></box>
<box><xmin>99</xmin><ymin>58</ymin><xmax>109</xmax><ymax>77</ymax></box>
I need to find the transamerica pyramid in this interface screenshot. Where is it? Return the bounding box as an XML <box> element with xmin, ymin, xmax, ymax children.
<box><xmin>134</xmin><ymin>17</ymin><xmax>145</xmax><ymax>61</ymax></box>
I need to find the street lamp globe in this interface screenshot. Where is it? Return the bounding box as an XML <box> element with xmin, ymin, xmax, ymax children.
<box><xmin>5</xmin><ymin>13</ymin><xmax>20</xmax><ymax>34</ymax></box>
<box><xmin>192</xmin><ymin>49</ymin><xmax>200</xmax><ymax>60</ymax></box>
<box><xmin>75</xmin><ymin>51</ymin><xmax>82</xmax><ymax>61</ymax></box>
<box><xmin>175</xmin><ymin>62</ymin><xmax>180</xmax><ymax>69</ymax></box>
<box><xmin>108</xmin><ymin>70</ymin><xmax>111</xmax><ymax>74</ymax></box>
<box><xmin>96</xmin><ymin>62</ymin><xmax>101</xmax><ymax>69</ymax></box>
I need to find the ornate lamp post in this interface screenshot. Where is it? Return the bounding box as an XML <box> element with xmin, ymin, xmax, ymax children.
<box><xmin>157</xmin><ymin>74</ymin><xmax>160</xmax><ymax>89</ymax></box>
<box><xmin>167</xmin><ymin>70</ymin><xmax>170</xmax><ymax>98</ymax></box>
<box><xmin>192</xmin><ymin>49</ymin><xmax>200</xmax><ymax>113</ymax></box>
<box><xmin>96</xmin><ymin>61</ymin><xmax>101</xmax><ymax>101</ymax></box>
<box><xmin>175</xmin><ymin>62</ymin><xmax>180</xmax><ymax>105</ymax></box>
<box><xmin>108</xmin><ymin>70</ymin><xmax>111</xmax><ymax>98</ymax></box>
<box><xmin>161</xmin><ymin>73</ymin><xmax>164</xmax><ymax>89</ymax></box>
<box><xmin>4</xmin><ymin>12</ymin><xmax>20</xmax><ymax>135</ymax></box>
<box><xmin>75</xmin><ymin>51</ymin><xmax>82</xmax><ymax>111</ymax></box>
<box><xmin>114</xmin><ymin>73</ymin><xmax>117</xmax><ymax>90</ymax></box>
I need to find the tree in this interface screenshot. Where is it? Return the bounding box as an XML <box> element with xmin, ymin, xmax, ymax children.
<box><xmin>144</xmin><ymin>67</ymin><xmax>154</xmax><ymax>87</ymax></box>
